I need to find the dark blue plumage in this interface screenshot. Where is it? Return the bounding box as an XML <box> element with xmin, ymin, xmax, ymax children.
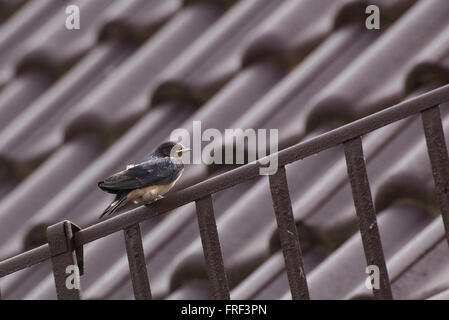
<box><xmin>98</xmin><ymin>157</ymin><xmax>183</xmax><ymax>193</ymax></box>
<box><xmin>98</xmin><ymin>141</ymin><xmax>189</xmax><ymax>218</ymax></box>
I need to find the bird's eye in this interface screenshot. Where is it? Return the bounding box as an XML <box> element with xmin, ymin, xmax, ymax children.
<box><xmin>177</xmin><ymin>151</ymin><xmax>182</xmax><ymax>157</ymax></box>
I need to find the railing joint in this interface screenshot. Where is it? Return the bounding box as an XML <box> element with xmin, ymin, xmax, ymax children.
<box><xmin>47</xmin><ymin>220</ymin><xmax>83</xmax><ymax>300</ymax></box>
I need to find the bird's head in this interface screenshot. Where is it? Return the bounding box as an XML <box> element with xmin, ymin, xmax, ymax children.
<box><xmin>154</xmin><ymin>141</ymin><xmax>191</xmax><ymax>158</ymax></box>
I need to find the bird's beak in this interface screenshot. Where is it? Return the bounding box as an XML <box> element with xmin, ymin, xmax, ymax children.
<box><xmin>180</xmin><ymin>148</ymin><xmax>191</xmax><ymax>153</ymax></box>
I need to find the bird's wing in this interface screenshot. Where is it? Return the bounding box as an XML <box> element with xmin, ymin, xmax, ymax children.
<box><xmin>98</xmin><ymin>157</ymin><xmax>183</xmax><ymax>193</ymax></box>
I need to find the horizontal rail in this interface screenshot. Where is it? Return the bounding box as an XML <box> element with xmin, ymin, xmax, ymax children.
<box><xmin>1</xmin><ymin>83</ymin><xmax>449</xmax><ymax>278</ymax></box>
<box><xmin>48</xmin><ymin>221</ymin><xmax>82</xmax><ymax>300</ymax></box>
<box><xmin>0</xmin><ymin>245</ymin><xmax>50</xmax><ymax>277</ymax></box>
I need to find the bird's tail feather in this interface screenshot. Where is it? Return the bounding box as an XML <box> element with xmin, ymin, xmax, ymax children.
<box><xmin>100</xmin><ymin>193</ymin><xmax>128</xmax><ymax>219</ymax></box>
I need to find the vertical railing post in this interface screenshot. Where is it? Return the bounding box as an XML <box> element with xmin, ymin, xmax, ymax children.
<box><xmin>47</xmin><ymin>220</ymin><xmax>84</xmax><ymax>300</ymax></box>
<box><xmin>123</xmin><ymin>223</ymin><xmax>152</xmax><ymax>300</ymax></box>
<box><xmin>269</xmin><ymin>166</ymin><xmax>309</xmax><ymax>300</ymax></box>
<box><xmin>195</xmin><ymin>195</ymin><xmax>230</xmax><ymax>300</ymax></box>
<box><xmin>421</xmin><ymin>105</ymin><xmax>449</xmax><ymax>247</ymax></box>
<box><xmin>344</xmin><ymin>137</ymin><xmax>393</xmax><ymax>300</ymax></box>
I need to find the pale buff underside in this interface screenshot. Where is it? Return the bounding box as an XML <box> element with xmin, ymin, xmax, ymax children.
<box><xmin>126</xmin><ymin>169</ymin><xmax>183</xmax><ymax>205</ymax></box>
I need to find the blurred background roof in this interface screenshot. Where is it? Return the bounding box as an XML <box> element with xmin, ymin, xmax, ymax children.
<box><xmin>1</xmin><ymin>0</ymin><xmax>449</xmax><ymax>299</ymax></box>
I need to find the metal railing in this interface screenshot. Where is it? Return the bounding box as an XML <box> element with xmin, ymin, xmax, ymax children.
<box><xmin>1</xmin><ymin>84</ymin><xmax>449</xmax><ymax>300</ymax></box>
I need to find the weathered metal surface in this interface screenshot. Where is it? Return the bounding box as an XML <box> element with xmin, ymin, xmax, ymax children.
<box><xmin>421</xmin><ymin>105</ymin><xmax>449</xmax><ymax>247</ymax></box>
<box><xmin>344</xmin><ymin>137</ymin><xmax>392</xmax><ymax>300</ymax></box>
<box><xmin>269</xmin><ymin>166</ymin><xmax>309</xmax><ymax>300</ymax></box>
<box><xmin>123</xmin><ymin>223</ymin><xmax>152</xmax><ymax>300</ymax></box>
<box><xmin>195</xmin><ymin>195</ymin><xmax>230</xmax><ymax>300</ymax></box>
<box><xmin>0</xmin><ymin>244</ymin><xmax>50</xmax><ymax>277</ymax></box>
<box><xmin>47</xmin><ymin>220</ymin><xmax>83</xmax><ymax>300</ymax></box>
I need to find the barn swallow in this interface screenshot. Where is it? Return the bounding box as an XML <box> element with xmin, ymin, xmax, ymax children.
<box><xmin>98</xmin><ymin>141</ymin><xmax>190</xmax><ymax>219</ymax></box>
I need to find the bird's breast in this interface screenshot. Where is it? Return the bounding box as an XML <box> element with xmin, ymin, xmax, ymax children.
<box><xmin>127</xmin><ymin>169</ymin><xmax>184</xmax><ymax>203</ymax></box>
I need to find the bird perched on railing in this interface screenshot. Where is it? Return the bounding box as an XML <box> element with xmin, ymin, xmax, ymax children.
<box><xmin>98</xmin><ymin>141</ymin><xmax>190</xmax><ymax>218</ymax></box>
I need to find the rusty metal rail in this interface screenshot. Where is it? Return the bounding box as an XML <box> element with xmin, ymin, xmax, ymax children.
<box><xmin>1</xmin><ymin>84</ymin><xmax>449</xmax><ymax>300</ymax></box>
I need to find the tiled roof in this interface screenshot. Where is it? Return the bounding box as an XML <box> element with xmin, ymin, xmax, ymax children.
<box><xmin>1</xmin><ymin>0</ymin><xmax>449</xmax><ymax>299</ymax></box>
